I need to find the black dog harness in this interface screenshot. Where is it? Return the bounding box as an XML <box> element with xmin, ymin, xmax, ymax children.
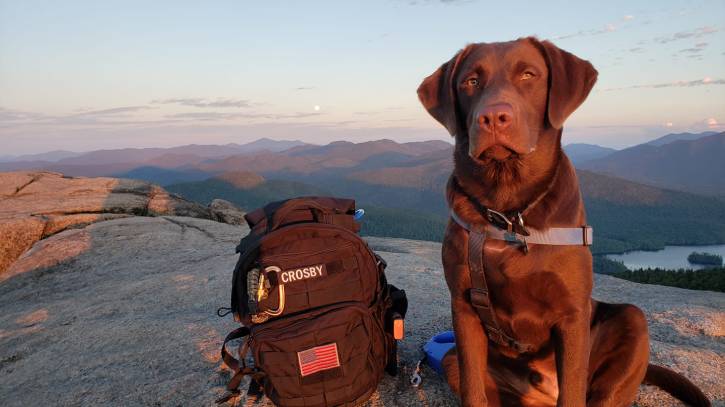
<box><xmin>450</xmin><ymin>206</ymin><xmax>593</xmax><ymax>353</ymax></box>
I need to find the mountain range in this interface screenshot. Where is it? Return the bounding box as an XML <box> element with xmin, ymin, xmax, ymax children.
<box><xmin>3</xmin><ymin>131</ymin><xmax>724</xmax><ymax>252</ymax></box>
<box><xmin>644</xmin><ymin>131</ymin><xmax>719</xmax><ymax>147</ymax></box>
<box><xmin>0</xmin><ymin>138</ymin><xmax>309</xmax><ymax>175</ymax></box>
<box><xmin>0</xmin><ymin>150</ymin><xmax>82</xmax><ymax>163</ymax></box>
<box><xmin>166</xmin><ymin>163</ymin><xmax>725</xmax><ymax>255</ymax></box>
<box><xmin>578</xmin><ymin>132</ymin><xmax>725</xmax><ymax>197</ymax></box>
<box><xmin>4</xmin><ymin>131</ymin><xmax>720</xmax><ymax>195</ymax></box>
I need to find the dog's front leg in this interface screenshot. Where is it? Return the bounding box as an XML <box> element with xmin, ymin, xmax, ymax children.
<box><xmin>452</xmin><ymin>289</ymin><xmax>490</xmax><ymax>406</ymax></box>
<box><xmin>553</xmin><ymin>311</ymin><xmax>590</xmax><ymax>407</ymax></box>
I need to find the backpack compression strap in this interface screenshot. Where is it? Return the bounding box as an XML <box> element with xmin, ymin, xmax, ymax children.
<box><xmin>216</xmin><ymin>327</ymin><xmax>264</xmax><ymax>404</ymax></box>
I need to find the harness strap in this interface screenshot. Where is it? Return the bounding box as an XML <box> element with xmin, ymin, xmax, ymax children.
<box><xmin>453</xmin><ymin>206</ymin><xmax>594</xmax><ymax>354</ymax></box>
<box><xmin>451</xmin><ymin>210</ymin><xmax>593</xmax><ymax>247</ymax></box>
<box><xmin>467</xmin><ymin>229</ymin><xmax>534</xmax><ymax>353</ymax></box>
<box><xmin>449</xmin><ymin>171</ymin><xmax>592</xmax><ymax>354</ymax></box>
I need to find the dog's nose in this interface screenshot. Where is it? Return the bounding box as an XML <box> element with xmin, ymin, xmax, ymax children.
<box><xmin>478</xmin><ymin>103</ymin><xmax>514</xmax><ymax>132</ymax></box>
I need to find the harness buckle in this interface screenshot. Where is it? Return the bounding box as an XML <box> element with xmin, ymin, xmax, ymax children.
<box><xmin>503</xmin><ymin>231</ymin><xmax>529</xmax><ymax>254</ymax></box>
<box><xmin>486</xmin><ymin>209</ymin><xmax>530</xmax><ymax>237</ymax></box>
<box><xmin>469</xmin><ymin>288</ymin><xmax>491</xmax><ymax>309</ymax></box>
<box><xmin>514</xmin><ymin>212</ymin><xmax>530</xmax><ymax>236</ymax></box>
<box><xmin>516</xmin><ymin>211</ymin><xmax>525</xmax><ymax>229</ymax></box>
<box><xmin>582</xmin><ymin>226</ymin><xmax>592</xmax><ymax>246</ymax></box>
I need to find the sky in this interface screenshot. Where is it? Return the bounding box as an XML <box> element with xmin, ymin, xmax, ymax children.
<box><xmin>1</xmin><ymin>0</ymin><xmax>723</xmax><ymax>155</ymax></box>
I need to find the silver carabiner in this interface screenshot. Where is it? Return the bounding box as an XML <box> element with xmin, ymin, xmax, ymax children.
<box><xmin>410</xmin><ymin>360</ymin><xmax>422</xmax><ymax>387</ymax></box>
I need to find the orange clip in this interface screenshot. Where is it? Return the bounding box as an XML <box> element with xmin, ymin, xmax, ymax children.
<box><xmin>393</xmin><ymin>315</ymin><xmax>404</xmax><ymax>340</ymax></box>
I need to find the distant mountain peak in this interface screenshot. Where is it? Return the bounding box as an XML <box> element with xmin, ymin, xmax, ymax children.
<box><xmin>0</xmin><ymin>150</ymin><xmax>82</xmax><ymax>163</ymax></box>
<box><xmin>579</xmin><ymin>132</ymin><xmax>725</xmax><ymax>196</ymax></box>
<box><xmin>240</xmin><ymin>138</ymin><xmax>309</xmax><ymax>151</ymax></box>
<box><xmin>645</xmin><ymin>131</ymin><xmax>718</xmax><ymax>147</ymax></box>
<box><xmin>565</xmin><ymin>143</ymin><xmax>613</xmax><ymax>148</ymax></box>
<box><xmin>564</xmin><ymin>143</ymin><xmax>617</xmax><ymax>165</ymax></box>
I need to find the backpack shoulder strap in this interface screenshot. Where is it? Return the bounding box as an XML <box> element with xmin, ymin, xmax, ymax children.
<box><xmin>217</xmin><ymin>326</ymin><xmax>265</xmax><ymax>404</ymax></box>
<box><xmin>220</xmin><ymin>326</ymin><xmax>250</xmax><ymax>372</ymax></box>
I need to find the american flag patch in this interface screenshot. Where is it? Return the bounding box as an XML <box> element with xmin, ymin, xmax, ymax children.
<box><xmin>297</xmin><ymin>343</ymin><xmax>340</xmax><ymax>377</ymax></box>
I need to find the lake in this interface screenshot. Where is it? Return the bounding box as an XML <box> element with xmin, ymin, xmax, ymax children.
<box><xmin>605</xmin><ymin>244</ymin><xmax>725</xmax><ymax>270</ymax></box>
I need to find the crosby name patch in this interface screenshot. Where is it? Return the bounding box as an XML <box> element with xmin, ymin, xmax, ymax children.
<box><xmin>278</xmin><ymin>264</ymin><xmax>326</xmax><ymax>283</ymax></box>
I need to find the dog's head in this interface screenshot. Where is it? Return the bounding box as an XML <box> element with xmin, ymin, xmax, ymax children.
<box><xmin>418</xmin><ymin>38</ymin><xmax>597</xmax><ymax>188</ymax></box>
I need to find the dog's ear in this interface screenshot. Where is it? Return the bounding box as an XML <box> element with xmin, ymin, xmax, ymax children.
<box><xmin>417</xmin><ymin>46</ymin><xmax>473</xmax><ymax>136</ymax></box>
<box><xmin>532</xmin><ymin>38</ymin><xmax>598</xmax><ymax>129</ymax></box>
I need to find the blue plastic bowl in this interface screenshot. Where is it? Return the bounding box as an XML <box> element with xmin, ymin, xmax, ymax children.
<box><xmin>423</xmin><ymin>331</ymin><xmax>456</xmax><ymax>375</ymax></box>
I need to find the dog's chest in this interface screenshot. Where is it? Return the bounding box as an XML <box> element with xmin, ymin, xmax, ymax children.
<box><xmin>480</xmin><ymin>240</ymin><xmax>579</xmax><ymax>339</ymax></box>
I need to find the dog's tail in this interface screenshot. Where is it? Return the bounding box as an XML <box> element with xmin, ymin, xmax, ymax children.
<box><xmin>643</xmin><ymin>364</ymin><xmax>710</xmax><ymax>407</ymax></box>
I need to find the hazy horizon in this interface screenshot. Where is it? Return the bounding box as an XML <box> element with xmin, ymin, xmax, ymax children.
<box><xmin>1</xmin><ymin>0</ymin><xmax>724</xmax><ymax>155</ymax></box>
<box><xmin>2</xmin><ymin>130</ymin><xmax>724</xmax><ymax>160</ymax></box>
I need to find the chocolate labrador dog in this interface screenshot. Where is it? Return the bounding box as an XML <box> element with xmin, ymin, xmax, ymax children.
<box><xmin>418</xmin><ymin>37</ymin><xmax>710</xmax><ymax>407</ymax></box>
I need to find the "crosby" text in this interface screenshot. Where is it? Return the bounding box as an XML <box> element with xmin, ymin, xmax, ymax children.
<box><xmin>279</xmin><ymin>264</ymin><xmax>326</xmax><ymax>283</ymax></box>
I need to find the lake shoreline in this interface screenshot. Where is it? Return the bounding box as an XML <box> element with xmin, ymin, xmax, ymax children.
<box><xmin>595</xmin><ymin>242</ymin><xmax>725</xmax><ymax>256</ymax></box>
<box><xmin>604</xmin><ymin>244</ymin><xmax>725</xmax><ymax>271</ymax></box>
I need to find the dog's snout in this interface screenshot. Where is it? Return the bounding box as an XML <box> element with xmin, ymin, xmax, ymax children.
<box><xmin>478</xmin><ymin>103</ymin><xmax>514</xmax><ymax>133</ymax></box>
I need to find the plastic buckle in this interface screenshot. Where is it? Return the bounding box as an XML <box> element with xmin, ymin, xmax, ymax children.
<box><xmin>582</xmin><ymin>226</ymin><xmax>592</xmax><ymax>246</ymax></box>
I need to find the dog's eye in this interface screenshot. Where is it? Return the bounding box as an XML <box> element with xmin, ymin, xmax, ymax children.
<box><xmin>521</xmin><ymin>71</ymin><xmax>535</xmax><ymax>80</ymax></box>
<box><xmin>465</xmin><ymin>77</ymin><xmax>479</xmax><ymax>87</ymax></box>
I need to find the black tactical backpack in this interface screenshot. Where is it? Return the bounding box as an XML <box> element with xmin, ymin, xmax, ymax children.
<box><xmin>217</xmin><ymin>197</ymin><xmax>408</xmax><ymax>406</ymax></box>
